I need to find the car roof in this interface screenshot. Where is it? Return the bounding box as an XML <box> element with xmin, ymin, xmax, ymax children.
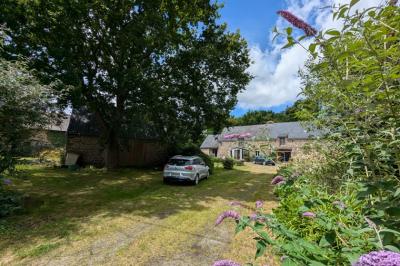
<box><xmin>170</xmin><ymin>155</ymin><xmax>200</xmax><ymax>160</ymax></box>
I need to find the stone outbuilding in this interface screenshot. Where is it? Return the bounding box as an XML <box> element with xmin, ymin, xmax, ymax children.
<box><xmin>66</xmin><ymin>108</ymin><xmax>168</xmax><ymax>167</ymax></box>
<box><xmin>30</xmin><ymin>116</ymin><xmax>70</xmax><ymax>153</ymax></box>
<box><xmin>200</xmin><ymin>122</ymin><xmax>322</xmax><ymax>162</ymax></box>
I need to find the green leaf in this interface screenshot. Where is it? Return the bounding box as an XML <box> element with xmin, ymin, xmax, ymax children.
<box><xmin>319</xmin><ymin>232</ymin><xmax>335</xmax><ymax>247</ymax></box>
<box><xmin>386</xmin><ymin>207</ymin><xmax>400</xmax><ymax>217</ymax></box>
<box><xmin>384</xmin><ymin>245</ymin><xmax>400</xmax><ymax>252</ymax></box>
<box><xmin>350</xmin><ymin>0</ymin><xmax>361</xmax><ymax>8</ymax></box>
<box><xmin>298</xmin><ymin>35</ymin><xmax>307</xmax><ymax>42</ymax></box>
<box><xmin>326</xmin><ymin>30</ymin><xmax>340</xmax><ymax>36</ymax></box>
<box><xmin>282</xmin><ymin>42</ymin><xmax>295</xmax><ymax>49</ymax></box>
<box><xmin>394</xmin><ymin>188</ymin><xmax>400</xmax><ymax>198</ymax></box>
<box><xmin>282</xmin><ymin>259</ymin><xmax>298</xmax><ymax>266</ymax></box>
<box><xmin>380</xmin><ymin>228</ymin><xmax>400</xmax><ymax>236</ymax></box>
<box><xmin>309</xmin><ymin>43</ymin><xmax>317</xmax><ymax>53</ymax></box>
<box><xmin>255</xmin><ymin>240</ymin><xmax>267</xmax><ymax>258</ymax></box>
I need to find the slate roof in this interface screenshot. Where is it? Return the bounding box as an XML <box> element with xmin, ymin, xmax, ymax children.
<box><xmin>67</xmin><ymin>108</ymin><xmax>159</xmax><ymax>140</ymax></box>
<box><xmin>46</xmin><ymin>116</ymin><xmax>70</xmax><ymax>132</ymax></box>
<box><xmin>219</xmin><ymin>122</ymin><xmax>322</xmax><ymax>141</ymax></box>
<box><xmin>200</xmin><ymin>134</ymin><xmax>219</xmax><ymax>149</ymax></box>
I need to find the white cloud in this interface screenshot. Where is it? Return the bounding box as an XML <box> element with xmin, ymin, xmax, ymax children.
<box><xmin>237</xmin><ymin>0</ymin><xmax>383</xmax><ymax>109</ymax></box>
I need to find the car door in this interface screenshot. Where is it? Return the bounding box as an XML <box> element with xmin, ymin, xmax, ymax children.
<box><xmin>198</xmin><ymin>158</ymin><xmax>208</xmax><ymax>177</ymax></box>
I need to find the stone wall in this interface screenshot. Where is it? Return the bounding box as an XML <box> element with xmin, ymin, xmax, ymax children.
<box><xmin>66</xmin><ymin>136</ymin><xmax>105</xmax><ymax>166</ymax></box>
<box><xmin>66</xmin><ymin>135</ymin><xmax>168</xmax><ymax>167</ymax></box>
<box><xmin>217</xmin><ymin>138</ymin><xmax>310</xmax><ymax>161</ymax></box>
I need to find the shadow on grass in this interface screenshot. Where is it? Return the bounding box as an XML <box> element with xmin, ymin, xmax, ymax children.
<box><xmin>0</xmin><ymin>164</ymin><xmax>276</xmax><ymax>255</ymax></box>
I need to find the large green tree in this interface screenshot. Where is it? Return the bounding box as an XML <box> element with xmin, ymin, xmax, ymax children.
<box><xmin>0</xmin><ymin>0</ymin><xmax>251</xmax><ymax>168</ymax></box>
<box><xmin>0</xmin><ymin>57</ymin><xmax>59</xmax><ymax>174</ymax></box>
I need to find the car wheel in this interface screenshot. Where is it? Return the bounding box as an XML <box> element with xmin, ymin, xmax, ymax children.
<box><xmin>193</xmin><ymin>174</ymin><xmax>199</xmax><ymax>185</ymax></box>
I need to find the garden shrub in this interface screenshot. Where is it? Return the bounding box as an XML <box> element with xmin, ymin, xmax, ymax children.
<box><xmin>234</xmin><ymin>159</ymin><xmax>244</xmax><ymax>166</ymax></box>
<box><xmin>214</xmin><ymin>2</ymin><xmax>400</xmax><ymax>265</ymax></box>
<box><xmin>223</xmin><ymin>158</ymin><xmax>234</xmax><ymax>170</ymax></box>
<box><xmin>38</xmin><ymin>148</ymin><xmax>65</xmax><ymax>166</ymax></box>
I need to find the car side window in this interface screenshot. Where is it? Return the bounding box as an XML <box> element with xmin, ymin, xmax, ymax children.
<box><xmin>199</xmin><ymin>159</ymin><xmax>205</xmax><ymax>165</ymax></box>
<box><xmin>193</xmin><ymin>159</ymin><xmax>200</xmax><ymax>165</ymax></box>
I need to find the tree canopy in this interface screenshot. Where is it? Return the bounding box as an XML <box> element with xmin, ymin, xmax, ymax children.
<box><xmin>0</xmin><ymin>0</ymin><xmax>251</xmax><ymax>167</ymax></box>
<box><xmin>228</xmin><ymin>99</ymin><xmax>318</xmax><ymax>126</ymax></box>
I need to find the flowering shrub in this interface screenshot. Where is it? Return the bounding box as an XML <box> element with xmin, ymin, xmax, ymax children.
<box><xmin>211</xmin><ymin>2</ymin><xmax>400</xmax><ymax>265</ymax></box>
<box><xmin>215</xmin><ymin>170</ymin><xmax>400</xmax><ymax>265</ymax></box>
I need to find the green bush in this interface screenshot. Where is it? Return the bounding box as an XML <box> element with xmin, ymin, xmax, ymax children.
<box><xmin>230</xmin><ymin>173</ymin><xmax>400</xmax><ymax>265</ymax></box>
<box><xmin>0</xmin><ymin>177</ymin><xmax>22</xmax><ymax>218</ymax></box>
<box><xmin>223</xmin><ymin>158</ymin><xmax>234</xmax><ymax>170</ymax></box>
<box><xmin>234</xmin><ymin>159</ymin><xmax>244</xmax><ymax>166</ymax></box>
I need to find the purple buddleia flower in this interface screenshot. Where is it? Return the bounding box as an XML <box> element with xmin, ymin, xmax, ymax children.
<box><xmin>277</xmin><ymin>10</ymin><xmax>318</xmax><ymax>36</ymax></box>
<box><xmin>354</xmin><ymin>250</ymin><xmax>400</xmax><ymax>266</ymax></box>
<box><xmin>249</xmin><ymin>213</ymin><xmax>258</xmax><ymax>221</ymax></box>
<box><xmin>2</xmin><ymin>179</ymin><xmax>12</xmax><ymax>185</ymax></box>
<box><xmin>302</xmin><ymin>211</ymin><xmax>316</xmax><ymax>218</ymax></box>
<box><xmin>255</xmin><ymin>200</ymin><xmax>263</xmax><ymax>209</ymax></box>
<box><xmin>281</xmin><ymin>255</ymin><xmax>289</xmax><ymax>261</ymax></box>
<box><xmin>213</xmin><ymin>259</ymin><xmax>241</xmax><ymax>266</ymax></box>
<box><xmin>365</xmin><ymin>217</ymin><xmax>377</xmax><ymax>230</ymax></box>
<box><xmin>333</xmin><ymin>200</ymin><xmax>346</xmax><ymax>210</ymax></box>
<box><xmin>271</xmin><ymin>175</ymin><xmax>285</xmax><ymax>185</ymax></box>
<box><xmin>215</xmin><ymin>210</ymin><xmax>240</xmax><ymax>226</ymax></box>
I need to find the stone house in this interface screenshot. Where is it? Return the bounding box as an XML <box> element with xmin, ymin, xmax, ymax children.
<box><xmin>29</xmin><ymin>116</ymin><xmax>70</xmax><ymax>153</ymax></box>
<box><xmin>201</xmin><ymin>122</ymin><xmax>322</xmax><ymax>162</ymax></box>
<box><xmin>66</xmin><ymin>108</ymin><xmax>168</xmax><ymax>167</ymax></box>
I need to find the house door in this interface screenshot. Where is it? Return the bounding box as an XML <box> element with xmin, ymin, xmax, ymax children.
<box><xmin>231</xmin><ymin>148</ymin><xmax>248</xmax><ymax>160</ymax></box>
<box><xmin>277</xmin><ymin>149</ymin><xmax>292</xmax><ymax>162</ymax></box>
<box><xmin>233</xmin><ymin>149</ymin><xmax>241</xmax><ymax>160</ymax></box>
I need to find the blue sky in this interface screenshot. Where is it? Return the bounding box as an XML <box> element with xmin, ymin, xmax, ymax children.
<box><xmin>218</xmin><ymin>0</ymin><xmax>381</xmax><ymax>117</ymax></box>
<box><xmin>219</xmin><ymin>0</ymin><xmax>293</xmax><ymax>116</ymax></box>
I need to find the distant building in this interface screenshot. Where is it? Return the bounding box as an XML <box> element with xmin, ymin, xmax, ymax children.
<box><xmin>200</xmin><ymin>122</ymin><xmax>322</xmax><ymax>162</ymax></box>
<box><xmin>30</xmin><ymin>116</ymin><xmax>70</xmax><ymax>152</ymax></box>
<box><xmin>66</xmin><ymin>108</ymin><xmax>168</xmax><ymax>167</ymax></box>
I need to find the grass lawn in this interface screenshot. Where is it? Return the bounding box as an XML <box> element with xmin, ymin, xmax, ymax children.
<box><xmin>0</xmin><ymin>163</ymin><xmax>278</xmax><ymax>266</ymax></box>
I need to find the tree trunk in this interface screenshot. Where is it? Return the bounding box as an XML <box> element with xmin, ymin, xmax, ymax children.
<box><xmin>104</xmin><ymin>130</ymin><xmax>120</xmax><ymax>170</ymax></box>
<box><xmin>94</xmin><ymin>111</ymin><xmax>120</xmax><ymax>170</ymax></box>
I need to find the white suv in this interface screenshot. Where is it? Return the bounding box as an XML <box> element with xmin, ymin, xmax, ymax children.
<box><xmin>163</xmin><ymin>155</ymin><xmax>210</xmax><ymax>185</ymax></box>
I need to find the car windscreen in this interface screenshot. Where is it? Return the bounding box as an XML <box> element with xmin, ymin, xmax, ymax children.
<box><xmin>168</xmin><ymin>159</ymin><xmax>192</xmax><ymax>166</ymax></box>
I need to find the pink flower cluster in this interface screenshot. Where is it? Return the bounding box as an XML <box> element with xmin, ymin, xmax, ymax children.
<box><xmin>277</xmin><ymin>10</ymin><xmax>317</xmax><ymax>36</ymax></box>
<box><xmin>302</xmin><ymin>211</ymin><xmax>316</xmax><ymax>218</ymax></box>
<box><xmin>255</xmin><ymin>200</ymin><xmax>263</xmax><ymax>209</ymax></box>
<box><xmin>215</xmin><ymin>210</ymin><xmax>240</xmax><ymax>226</ymax></box>
<box><xmin>271</xmin><ymin>175</ymin><xmax>286</xmax><ymax>185</ymax></box>
<box><xmin>213</xmin><ymin>259</ymin><xmax>241</xmax><ymax>266</ymax></box>
<box><xmin>223</xmin><ymin>132</ymin><xmax>251</xmax><ymax>139</ymax></box>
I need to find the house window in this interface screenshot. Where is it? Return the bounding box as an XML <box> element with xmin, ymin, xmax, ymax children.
<box><xmin>255</xmin><ymin>150</ymin><xmax>260</xmax><ymax>156</ymax></box>
<box><xmin>279</xmin><ymin>137</ymin><xmax>286</xmax><ymax>146</ymax></box>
